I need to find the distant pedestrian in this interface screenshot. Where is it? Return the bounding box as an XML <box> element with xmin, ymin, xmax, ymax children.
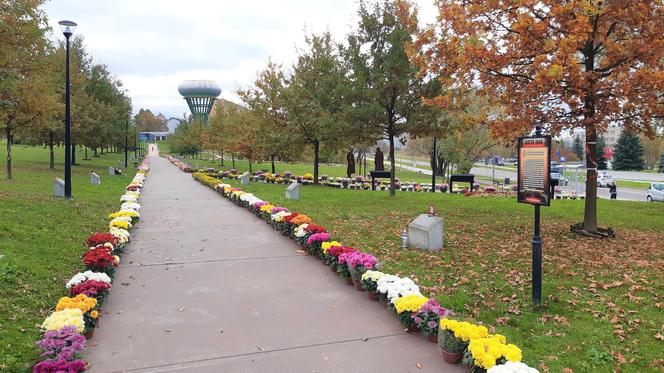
<box><xmin>609</xmin><ymin>182</ymin><xmax>617</xmax><ymax>200</ymax></box>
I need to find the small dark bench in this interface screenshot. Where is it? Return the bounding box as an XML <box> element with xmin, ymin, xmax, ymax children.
<box><xmin>370</xmin><ymin>170</ymin><xmax>392</xmax><ymax>191</ymax></box>
<box><xmin>449</xmin><ymin>174</ymin><xmax>475</xmax><ymax>192</ymax></box>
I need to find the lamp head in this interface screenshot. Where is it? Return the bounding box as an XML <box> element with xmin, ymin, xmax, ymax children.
<box><xmin>58</xmin><ymin>20</ymin><xmax>77</xmax><ymax>37</ymax></box>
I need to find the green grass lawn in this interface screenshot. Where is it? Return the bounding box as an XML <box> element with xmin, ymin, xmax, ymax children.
<box><xmin>616</xmin><ymin>180</ymin><xmax>652</xmax><ymax>190</ymax></box>
<box><xmin>0</xmin><ymin>142</ymin><xmax>138</xmax><ymax>372</ymax></box>
<box><xmin>217</xmin><ymin>179</ymin><xmax>664</xmax><ymax>372</ymax></box>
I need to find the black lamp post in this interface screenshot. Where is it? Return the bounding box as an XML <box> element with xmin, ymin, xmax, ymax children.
<box><xmin>124</xmin><ymin>114</ymin><xmax>129</xmax><ymax>168</ymax></box>
<box><xmin>59</xmin><ymin>20</ymin><xmax>77</xmax><ymax>200</ymax></box>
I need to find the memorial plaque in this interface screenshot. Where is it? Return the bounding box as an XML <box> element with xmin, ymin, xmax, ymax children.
<box><xmin>285</xmin><ymin>182</ymin><xmax>300</xmax><ymax>200</ymax></box>
<box><xmin>517</xmin><ymin>136</ymin><xmax>551</xmax><ymax>206</ymax></box>
<box><xmin>54</xmin><ymin>178</ymin><xmax>65</xmax><ymax>198</ymax></box>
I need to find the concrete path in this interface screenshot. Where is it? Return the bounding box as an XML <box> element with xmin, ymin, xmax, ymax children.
<box><xmin>84</xmin><ymin>155</ymin><xmax>463</xmax><ymax>373</ymax></box>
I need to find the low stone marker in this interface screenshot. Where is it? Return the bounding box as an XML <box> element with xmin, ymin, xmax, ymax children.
<box><xmin>90</xmin><ymin>172</ymin><xmax>101</xmax><ymax>185</ymax></box>
<box><xmin>108</xmin><ymin>166</ymin><xmax>115</xmax><ymax>176</ymax></box>
<box><xmin>54</xmin><ymin>178</ymin><xmax>65</xmax><ymax>198</ymax></box>
<box><xmin>286</xmin><ymin>182</ymin><xmax>300</xmax><ymax>200</ymax></box>
<box><xmin>240</xmin><ymin>172</ymin><xmax>250</xmax><ymax>185</ymax></box>
<box><xmin>408</xmin><ymin>214</ymin><xmax>444</xmax><ymax>251</ymax></box>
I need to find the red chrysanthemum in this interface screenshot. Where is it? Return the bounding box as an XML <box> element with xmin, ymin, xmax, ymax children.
<box><xmin>86</xmin><ymin>233</ymin><xmax>118</xmax><ymax>247</ymax></box>
<box><xmin>305</xmin><ymin>224</ymin><xmax>327</xmax><ymax>233</ymax></box>
<box><xmin>70</xmin><ymin>279</ymin><xmax>112</xmax><ymax>297</ymax></box>
<box><xmin>282</xmin><ymin>212</ymin><xmax>299</xmax><ymax>223</ymax></box>
<box><xmin>328</xmin><ymin>246</ymin><xmax>356</xmax><ymax>257</ymax></box>
<box><xmin>82</xmin><ymin>246</ymin><xmax>117</xmax><ymax>269</ymax></box>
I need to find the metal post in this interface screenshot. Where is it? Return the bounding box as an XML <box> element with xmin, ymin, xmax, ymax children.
<box><xmin>431</xmin><ymin>137</ymin><xmax>436</xmax><ymax>192</ymax></box>
<box><xmin>532</xmin><ymin>204</ymin><xmax>542</xmax><ymax>304</ymax></box>
<box><xmin>124</xmin><ymin>116</ymin><xmax>129</xmax><ymax>168</ymax></box>
<box><xmin>64</xmin><ymin>33</ymin><xmax>72</xmax><ymax>199</ymax></box>
<box><xmin>134</xmin><ymin>127</ymin><xmax>137</xmax><ymax>158</ymax></box>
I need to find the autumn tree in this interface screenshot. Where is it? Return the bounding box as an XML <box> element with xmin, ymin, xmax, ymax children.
<box><xmin>345</xmin><ymin>0</ymin><xmax>439</xmax><ymax>195</ymax></box>
<box><xmin>134</xmin><ymin>108</ymin><xmax>167</xmax><ymax>132</ymax></box>
<box><xmin>282</xmin><ymin>32</ymin><xmax>349</xmax><ymax>184</ymax></box>
<box><xmin>238</xmin><ymin>60</ymin><xmax>301</xmax><ymax>173</ymax></box>
<box><xmin>0</xmin><ymin>0</ymin><xmax>50</xmax><ymax>179</ymax></box>
<box><xmin>407</xmin><ymin>0</ymin><xmax>664</xmax><ymax>236</ymax></box>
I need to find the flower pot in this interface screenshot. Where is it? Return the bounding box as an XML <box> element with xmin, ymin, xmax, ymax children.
<box><xmin>345</xmin><ymin>276</ymin><xmax>353</xmax><ymax>286</ymax></box>
<box><xmin>367</xmin><ymin>292</ymin><xmax>378</xmax><ymax>301</ymax></box>
<box><xmin>84</xmin><ymin>328</ymin><xmax>95</xmax><ymax>339</ymax></box>
<box><xmin>354</xmin><ymin>281</ymin><xmax>363</xmax><ymax>291</ymax></box>
<box><xmin>406</xmin><ymin>325</ymin><xmax>421</xmax><ymax>334</ymax></box>
<box><xmin>440</xmin><ymin>349</ymin><xmax>463</xmax><ymax>364</ymax></box>
<box><xmin>427</xmin><ymin>334</ymin><xmax>438</xmax><ymax>343</ymax></box>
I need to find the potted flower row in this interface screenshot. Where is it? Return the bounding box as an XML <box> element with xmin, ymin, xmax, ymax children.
<box><xmin>33</xmin><ymin>158</ymin><xmax>151</xmax><ymax>373</ymax></box>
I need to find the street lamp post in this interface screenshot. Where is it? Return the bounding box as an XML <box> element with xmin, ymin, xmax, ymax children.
<box><xmin>59</xmin><ymin>20</ymin><xmax>77</xmax><ymax>200</ymax></box>
<box><xmin>124</xmin><ymin>115</ymin><xmax>129</xmax><ymax>168</ymax></box>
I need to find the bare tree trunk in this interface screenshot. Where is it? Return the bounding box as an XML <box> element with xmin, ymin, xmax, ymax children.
<box><xmin>313</xmin><ymin>141</ymin><xmax>320</xmax><ymax>185</ymax></box>
<box><xmin>6</xmin><ymin>127</ymin><xmax>12</xmax><ymax>179</ymax></box>
<box><xmin>93</xmin><ymin>147</ymin><xmax>98</xmax><ymax>157</ymax></box>
<box><xmin>388</xmin><ymin>129</ymin><xmax>396</xmax><ymax>196</ymax></box>
<box><xmin>72</xmin><ymin>143</ymin><xmax>77</xmax><ymax>165</ymax></box>
<box><xmin>232</xmin><ymin>154</ymin><xmax>235</xmax><ymax>169</ymax></box>
<box><xmin>49</xmin><ymin>131</ymin><xmax>55</xmax><ymax>171</ymax></box>
<box><xmin>583</xmin><ymin>124</ymin><xmax>598</xmax><ymax>232</ymax></box>
<box><xmin>249</xmin><ymin>158</ymin><xmax>252</xmax><ymax>173</ymax></box>
<box><xmin>271</xmin><ymin>155</ymin><xmax>276</xmax><ymax>174</ymax></box>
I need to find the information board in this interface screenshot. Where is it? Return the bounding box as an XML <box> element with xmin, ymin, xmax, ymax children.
<box><xmin>517</xmin><ymin>136</ymin><xmax>551</xmax><ymax>206</ymax></box>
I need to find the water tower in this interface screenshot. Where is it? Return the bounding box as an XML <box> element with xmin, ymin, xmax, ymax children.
<box><xmin>177</xmin><ymin>80</ymin><xmax>221</xmax><ymax>124</ymax></box>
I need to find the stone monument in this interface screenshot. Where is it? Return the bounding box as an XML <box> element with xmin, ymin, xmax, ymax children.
<box><xmin>90</xmin><ymin>172</ymin><xmax>101</xmax><ymax>185</ymax></box>
<box><xmin>286</xmin><ymin>182</ymin><xmax>300</xmax><ymax>200</ymax></box>
<box><xmin>54</xmin><ymin>178</ymin><xmax>65</xmax><ymax>198</ymax></box>
<box><xmin>240</xmin><ymin>172</ymin><xmax>250</xmax><ymax>185</ymax></box>
<box><xmin>407</xmin><ymin>214</ymin><xmax>444</xmax><ymax>251</ymax></box>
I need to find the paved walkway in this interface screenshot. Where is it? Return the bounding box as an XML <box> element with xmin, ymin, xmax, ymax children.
<box><xmin>84</xmin><ymin>155</ymin><xmax>462</xmax><ymax>373</ymax></box>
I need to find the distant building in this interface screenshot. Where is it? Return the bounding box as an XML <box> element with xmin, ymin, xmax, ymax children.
<box><xmin>601</xmin><ymin>124</ymin><xmax>623</xmax><ymax>150</ymax></box>
<box><xmin>139</xmin><ymin>132</ymin><xmax>170</xmax><ymax>141</ymax></box>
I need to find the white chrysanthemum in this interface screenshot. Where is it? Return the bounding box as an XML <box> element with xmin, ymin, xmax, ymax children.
<box><xmin>294</xmin><ymin>224</ymin><xmax>309</xmax><ymax>238</ymax></box>
<box><xmin>120</xmin><ymin>194</ymin><xmax>138</xmax><ymax>202</ymax></box>
<box><xmin>66</xmin><ymin>270</ymin><xmax>112</xmax><ymax>288</ymax></box>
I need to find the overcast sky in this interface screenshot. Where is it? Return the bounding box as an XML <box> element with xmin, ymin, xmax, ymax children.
<box><xmin>43</xmin><ymin>0</ymin><xmax>436</xmax><ymax>118</ymax></box>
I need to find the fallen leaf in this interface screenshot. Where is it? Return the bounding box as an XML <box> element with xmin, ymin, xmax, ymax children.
<box><xmin>614</xmin><ymin>351</ymin><xmax>627</xmax><ymax>364</ymax></box>
<box><xmin>416</xmin><ymin>363</ymin><xmax>423</xmax><ymax>369</ymax></box>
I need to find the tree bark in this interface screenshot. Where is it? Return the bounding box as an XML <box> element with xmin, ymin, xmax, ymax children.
<box><xmin>313</xmin><ymin>141</ymin><xmax>320</xmax><ymax>185</ymax></box>
<box><xmin>232</xmin><ymin>154</ymin><xmax>235</xmax><ymax>169</ymax></box>
<box><xmin>581</xmin><ymin>40</ymin><xmax>599</xmax><ymax>233</ymax></box>
<box><xmin>431</xmin><ymin>137</ymin><xmax>436</xmax><ymax>192</ymax></box>
<box><xmin>271</xmin><ymin>155</ymin><xmax>276</xmax><ymax>174</ymax></box>
<box><xmin>49</xmin><ymin>131</ymin><xmax>55</xmax><ymax>170</ymax></box>
<box><xmin>72</xmin><ymin>143</ymin><xmax>77</xmax><ymax>165</ymax></box>
<box><xmin>388</xmin><ymin>128</ymin><xmax>396</xmax><ymax>196</ymax></box>
<box><xmin>6</xmin><ymin>127</ymin><xmax>12</xmax><ymax>179</ymax></box>
<box><xmin>249</xmin><ymin>158</ymin><xmax>252</xmax><ymax>173</ymax></box>
<box><xmin>93</xmin><ymin>147</ymin><xmax>98</xmax><ymax>157</ymax></box>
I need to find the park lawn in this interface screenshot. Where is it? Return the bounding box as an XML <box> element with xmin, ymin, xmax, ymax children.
<box><xmin>616</xmin><ymin>180</ymin><xmax>652</xmax><ymax>190</ymax></box>
<box><xmin>175</xmin><ymin>154</ymin><xmax>437</xmax><ymax>184</ymax></box>
<box><xmin>0</xmin><ymin>142</ymin><xmax>138</xmax><ymax>372</ymax></box>
<box><xmin>220</xmin><ymin>180</ymin><xmax>664</xmax><ymax>372</ymax></box>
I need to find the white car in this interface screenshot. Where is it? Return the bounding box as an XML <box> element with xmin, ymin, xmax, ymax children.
<box><xmin>597</xmin><ymin>172</ymin><xmax>615</xmax><ymax>187</ymax></box>
<box><xmin>647</xmin><ymin>183</ymin><xmax>664</xmax><ymax>202</ymax></box>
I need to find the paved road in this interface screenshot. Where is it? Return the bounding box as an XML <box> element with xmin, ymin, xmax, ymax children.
<box><xmin>470</xmin><ymin>166</ymin><xmax>648</xmax><ymax>202</ymax></box>
<box><xmin>84</xmin><ymin>155</ymin><xmax>461</xmax><ymax>373</ymax></box>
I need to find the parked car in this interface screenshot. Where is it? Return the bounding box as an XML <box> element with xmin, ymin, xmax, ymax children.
<box><xmin>647</xmin><ymin>183</ymin><xmax>664</xmax><ymax>202</ymax></box>
<box><xmin>596</xmin><ymin>172</ymin><xmax>615</xmax><ymax>187</ymax></box>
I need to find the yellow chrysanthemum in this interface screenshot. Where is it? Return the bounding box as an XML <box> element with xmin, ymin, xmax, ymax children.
<box><xmin>439</xmin><ymin>319</ymin><xmax>489</xmax><ymax>342</ymax></box>
<box><xmin>42</xmin><ymin>309</ymin><xmax>85</xmax><ymax>333</ymax></box>
<box><xmin>260</xmin><ymin>204</ymin><xmax>275</xmax><ymax>212</ymax></box>
<box><xmin>394</xmin><ymin>294</ymin><xmax>429</xmax><ymax>314</ymax></box>
<box><xmin>109</xmin><ymin>220</ymin><xmax>131</xmax><ymax>229</ymax></box>
<box><xmin>56</xmin><ymin>294</ymin><xmax>97</xmax><ymax>314</ymax></box>
<box><xmin>321</xmin><ymin>241</ymin><xmax>342</xmax><ymax>254</ymax></box>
